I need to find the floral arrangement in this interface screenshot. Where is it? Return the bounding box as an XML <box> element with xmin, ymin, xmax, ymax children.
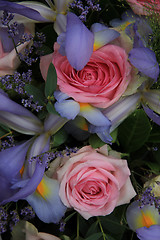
<box><xmin>0</xmin><ymin>0</ymin><xmax>160</xmax><ymax>240</ymax></box>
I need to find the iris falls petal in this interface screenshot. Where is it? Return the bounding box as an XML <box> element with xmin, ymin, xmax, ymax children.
<box><xmin>136</xmin><ymin>225</ymin><xmax>160</xmax><ymax>240</ymax></box>
<box><xmin>54</xmin><ymin>100</ymin><xmax>80</xmax><ymax>120</ymax></box>
<box><xmin>126</xmin><ymin>201</ymin><xmax>160</xmax><ymax>231</ymax></box>
<box><xmin>91</xmin><ymin>23</ymin><xmax>120</xmax><ymax>51</ymax></box>
<box><xmin>79</xmin><ymin>103</ymin><xmax>111</xmax><ymax>127</ymax></box>
<box><xmin>26</xmin><ymin>174</ymin><xmax>66</xmax><ymax>224</ymax></box>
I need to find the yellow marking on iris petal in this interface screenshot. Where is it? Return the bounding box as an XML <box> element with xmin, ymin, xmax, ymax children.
<box><xmin>36</xmin><ymin>178</ymin><xmax>49</xmax><ymax>200</ymax></box>
<box><xmin>93</xmin><ymin>43</ymin><xmax>101</xmax><ymax>51</ymax></box>
<box><xmin>121</xmin><ymin>21</ymin><xmax>131</xmax><ymax>31</ymax></box>
<box><xmin>20</xmin><ymin>165</ymin><xmax>24</xmax><ymax>177</ymax></box>
<box><xmin>79</xmin><ymin>103</ymin><xmax>92</xmax><ymax>111</ymax></box>
<box><xmin>140</xmin><ymin>210</ymin><xmax>156</xmax><ymax>228</ymax></box>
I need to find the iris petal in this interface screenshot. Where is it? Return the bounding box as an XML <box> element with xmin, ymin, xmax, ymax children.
<box><xmin>142</xmin><ymin>90</ymin><xmax>160</xmax><ymax>115</ymax></box>
<box><xmin>1</xmin><ymin>160</ymin><xmax>46</xmax><ymax>205</ymax></box>
<box><xmin>0</xmin><ymin>141</ymin><xmax>31</xmax><ymax>181</ymax></box>
<box><xmin>65</xmin><ymin>12</ymin><xmax>94</xmax><ymax>70</ymax></box>
<box><xmin>143</xmin><ymin>106</ymin><xmax>160</xmax><ymax>126</ymax></box>
<box><xmin>0</xmin><ymin>1</ymin><xmax>48</xmax><ymax>22</ymax></box>
<box><xmin>129</xmin><ymin>47</ymin><xmax>159</xmax><ymax>80</ymax></box>
<box><xmin>103</xmin><ymin>94</ymin><xmax>140</xmax><ymax>132</ymax></box>
<box><xmin>79</xmin><ymin>103</ymin><xmax>111</xmax><ymax>127</ymax></box>
<box><xmin>126</xmin><ymin>201</ymin><xmax>160</xmax><ymax>231</ymax></box>
<box><xmin>91</xmin><ymin>23</ymin><xmax>120</xmax><ymax>51</ymax></box>
<box><xmin>26</xmin><ymin>174</ymin><xmax>66</xmax><ymax>223</ymax></box>
<box><xmin>136</xmin><ymin>225</ymin><xmax>160</xmax><ymax>240</ymax></box>
<box><xmin>55</xmin><ymin>100</ymin><xmax>80</xmax><ymax>120</ymax></box>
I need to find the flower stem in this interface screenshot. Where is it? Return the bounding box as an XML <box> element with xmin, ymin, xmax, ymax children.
<box><xmin>0</xmin><ymin>131</ymin><xmax>12</xmax><ymax>140</ymax></box>
<box><xmin>77</xmin><ymin>213</ymin><xmax>79</xmax><ymax>240</ymax></box>
<box><xmin>97</xmin><ymin>217</ymin><xmax>107</xmax><ymax>240</ymax></box>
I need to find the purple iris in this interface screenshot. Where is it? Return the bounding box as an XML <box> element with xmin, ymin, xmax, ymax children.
<box><xmin>0</xmin><ymin>1</ymin><xmax>47</xmax><ymax>21</ymax></box>
<box><xmin>136</xmin><ymin>225</ymin><xmax>160</xmax><ymax>240</ymax></box>
<box><xmin>0</xmin><ymin>90</ymin><xmax>67</xmax><ymax>223</ymax></box>
<box><xmin>127</xmin><ymin>19</ymin><xmax>159</xmax><ymax>81</ymax></box>
<box><xmin>58</xmin><ymin>12</ymin><xmax>94</xmax><ymax>70</ymax></box>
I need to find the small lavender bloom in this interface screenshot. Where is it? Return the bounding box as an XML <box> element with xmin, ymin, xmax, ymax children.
<box><xmin>0</xmin><ymin>207</ymin><xmax>8</xmax><ymax>233</ymax></box>
<box><xmin>0</xmin><ymin>136</ymin><xmax>15</xmax><ymax>152</ymax></box>
<box><xmin>22</xmin><ymin>95</ymin><xmax>43</xmax><ymax>112</ymax></box>
<box><xmin>69</xmin><ymin>0</ymin><xmax>101</xmax><ymax>22</ymax></box>
<box><xmin>138</xmin><ymin>187</ymin><xmax>160</xmax><ymax>214</ymax></box>
<box><xmin>20</xmin><ymin>206</ymin><xmax>35</xmax><ymax>220</ymax></box>
<box><xmin>9</xmin><ymin>210</ymin><xmax>20</xmax><ymax>230</ymax></box>
<box><xmin>59</xmin><ymin>220</ymin><xmax>66</xmax><ymax>232</ymax></box>
<box><xmin>1</xmin><ymin>11</ymin><xmax>14</xmax><ymax>25</ymax></box>
<box><xmin>0</xmin><ymin>70</ymin><xmax>32</xmax><ymax>95</ymax></box>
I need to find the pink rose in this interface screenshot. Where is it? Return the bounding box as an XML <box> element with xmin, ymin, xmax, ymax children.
<box><xmin>126</xmin><ymin>0</ymin><xmax>160</xmax><ymax>15</ymax></box>
<box><xmin>57</xmin><ymin>145</ymin><xmax>136</xmax><ymax>219</ymax></box>
<box><xmin>50</xmin><ymin>44</ymin><xmax>131</xmax><ymax>108</ymax></box>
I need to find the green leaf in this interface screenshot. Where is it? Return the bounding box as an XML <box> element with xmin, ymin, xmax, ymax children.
<box><xmin>85</xmin><ymin>221</ymin><xmax>99</xmax><ymax>238</ymax></box>
<box><xmin>118</xmin><ymin>109</ymin><xmax>151</xmax><ymax>152</ymax></box>
<box><xmin>89</xmin><ymin>134</ymin><xmax>105</xmax><ymax>149</ymax></box>
<box><xmin>61</xmin><ymin>235</ymin><xmax>71</xmax><ymax>240</ymax></box>
<box><xmin>0</xmin><ymin>124</ymin><xmax>11</xmax><ymax>137</ymax></box>
<box><xmin>85</xmin><ymin>232</ymin><xmax>102</xmax><ymax>240</ymax></box>
<box><xmin>45</xmin><ymin>63</ymin><xmax>57</xmax><ymax>97</ymax></box>
<box><xmin>24</xmin><ymin>84</ymin><xmax>45</xmax><ymax>106</ymax></box>
<box><xmin>148</xmin><ymin>124</ymin><xmax>160</xmax><ymax>143</ymax></box>
<box><xmin>53</xmin><ymin>128</ymin><xmax>68</xmax><ymax>147</ymax></box>
<box><xmin>110</xmin><ymin>128</ymin><xmax>118</xmax><ymax>143</ymax></box>
<box><xmin>46</xmin><ymin>102</ymin><xmax>58</xmax><ymax>115</ymax></box>
<box><xmin>145</xmin><ymin>162</ymin><xmax>160</xmax><ymax>174</ymax></box>
<box><xmin>99</xmin><ymin>214</ymin><xmax>125</xmax><ymax>240</ymax></box>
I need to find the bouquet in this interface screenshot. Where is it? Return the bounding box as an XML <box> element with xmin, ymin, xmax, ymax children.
<box><xmin>0</xmin><ymin>0</ymin><xmax>160</xmax><ymax>240</ymax></box>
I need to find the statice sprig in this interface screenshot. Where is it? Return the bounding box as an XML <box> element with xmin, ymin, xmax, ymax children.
<box><xmin>1</xmin><ymin>11</ymin><xmax>18</xmax><ymax>38</ymax></box>
<box><xmin>0</xmin><ymin>204</ymin><xmax>35</xmax><ymax>234</ymax></box>
<box><xmin>69</xmin><ymin>0</ymin><xmax>101</xmax><ymax>21</ymax></box>
<box><xmin>0</xmin><ymin>70</ymin><xmax>32</xmax><ymax>95</ymax></box>
<box><xmin>20</xmin><ymin>206</ymin><xmax>35</xmax><ymax>220</ymax></box>
<box><xmin>0</xmin><ymin>135</ymin><xmax>15</xmax><ymax>152</ymax></box>
<box><xmin>138</xmin><ymin>186</ymin><xmax>160</xmax><ymax>213</ymax></box>
<box><xmin>0</xmin><ymin>207</ymin><xmax>8</xmax><ymax>234</ymax></box>
<box><xmin>18</xmin><ymin>32</ymin><xmax>46</xmax><ymax>66</ymax></box>
<box><xmin>21</xmin><ymin>95</ymin><xmax>43</xmax><ymax>112</ymax></box>
<box><xmin>28</xmin><ymin>146</ymin><xmax>79</xmax><ymax>169</ymax></box>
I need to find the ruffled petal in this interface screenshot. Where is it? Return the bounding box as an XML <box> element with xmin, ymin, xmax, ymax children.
<box><xmin>26</xmin><ymin>174</ymin><xmax>66</xmax><ymax>223</ymax></box>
